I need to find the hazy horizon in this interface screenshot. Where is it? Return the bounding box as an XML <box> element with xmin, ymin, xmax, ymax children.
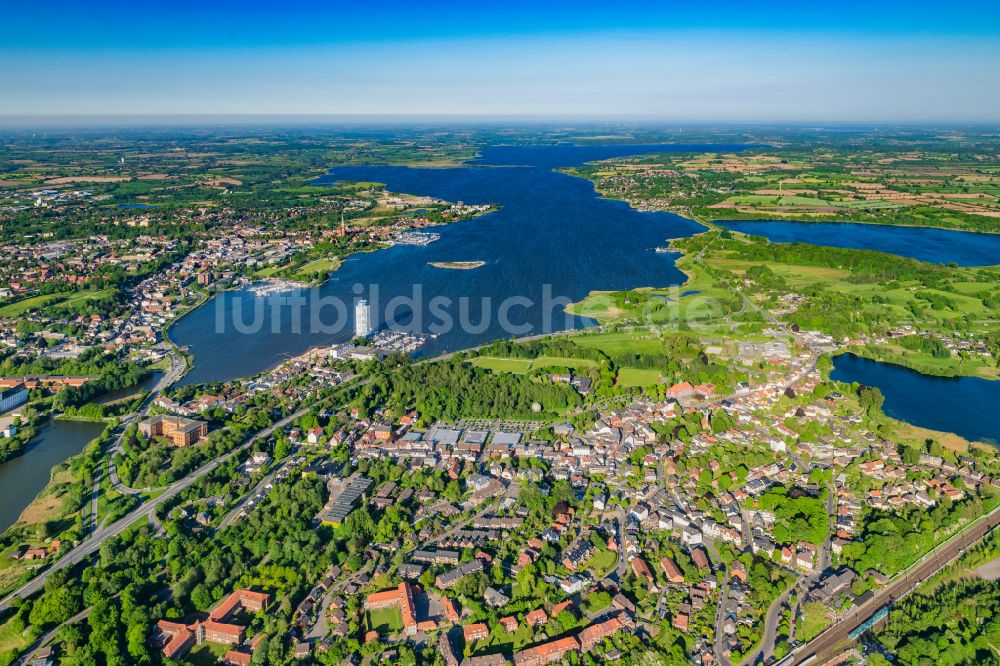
<box><xmin>1</xmin><ymin>115</ymin><xmax>999</xmax><ymax>130</ymax></box>
<box><xmin>3</xmin><ymin>0</ymin><xmax>999</xmax><ymax>122</ymax></box>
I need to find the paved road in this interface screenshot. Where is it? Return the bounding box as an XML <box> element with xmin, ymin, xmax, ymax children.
<box><xmin>13</xmin><ymin>605</ymin><xmax>93</xmax><ymax>666</ymax></box>
<box><xmin>791</xmin><ymin>507</ymin><xmax>1000</xmax><ymax>665</ymax></box>
<box><xmin>106</xmin><ymin>353</ymin><xmax>187</xmax><ymax>495</ymax></box>
<box><xmin>712</xmin><ymin>572</ymin><xmax>735</xmax><ymax>666</ymax></box>
<box><xmin>305</xmin><ymin>559</ymin><xmax>375</xmax><ymax>640</ymax></box>
<box><xmin>216</xmin><ymin>458</ymin><xmax>294</xmax><ymax>530</ymax></box>
<box><xmin>745</xmin><ymin>586</ymin><xmax>794</xmax><ymax>666</ymax></box>
<box><xmin>747</xmin><ymin>486</ymin><xmax>837</xmax><ymax>663</ymax></box>
<box><xmin>0</xmin><ymin>406</ymin><xmax>306</xmax><ymax>611</ymax></box>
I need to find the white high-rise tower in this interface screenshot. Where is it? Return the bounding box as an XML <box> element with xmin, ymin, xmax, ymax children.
<box><xmin>354</xmin><ymin>299</ymin><xmax>373</xmax><ymax>338</ymax></box>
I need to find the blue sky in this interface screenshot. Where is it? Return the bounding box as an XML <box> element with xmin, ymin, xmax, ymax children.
<box><xmin>2</xmin><ymin>0</ymin><xmax>999</xmax><ymax>121</ymax></box>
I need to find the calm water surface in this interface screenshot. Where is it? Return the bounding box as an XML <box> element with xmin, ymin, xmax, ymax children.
<box><xmin>831</xmin><ymin>353</ymin><xmax>1000</xmax><ymax>445</ymax></box>
<box><xmin>174</xmin><ymin>144</ymin><xmax>748</xmax><ymax>385</ymax></box>
<box><xmin>719</xmin><ymin>221</ymin><xmax>1000</xmax><ymax>266</ymax></box>
<box><xmin>94</xmin><ymin>371</ymin><xmax>163</xmax><ymax>405</ymax></box>
<box><xmin>0</xmin><ymin>419</ymin><xmax>104</xmax><ymax>533</ymax></box>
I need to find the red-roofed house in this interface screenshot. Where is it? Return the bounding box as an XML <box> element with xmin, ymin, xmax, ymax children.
<box><xmin>578</xmin><ymin>615</ymin><xmax>624</xmax><ymax>652</ymax></box>
<box><xmin>660</xmin><ymin>556</ymin><xmax>685</xmax><ymax>584</ymax></box>
<box><xmin>525</xmin><ymin>608</ymin><xmax>549</xmax><ymax>627</ymax></box>
<box><xmin>442</xmin><ymin>596</ymin><xmax>460</xmax><ymax>623</ymax></box>
<box><xmin>513</xmin><ymin>636</ymin><xmax>580</xmax><ymax>666</ymax></box>
<box><xmin>499</xmin><ymin>616</ymin><xmax>519</xmax><ymax>633</ymax></box>
<box><xmin>630</xmin><ymin>557</ymin><xmax>655</xmax><ymax>587</ymax></box>
<box><xmin>552</xmin><ymin>600</ymin><xmax>575</xmax><ymax>617</ymax></box>
<box><xmin>463</xmin><ymin>623</ymin><xmax>489</xmax><ymax>643</ymax></box>
<box><xmin>691</xmin><ymin>547</ymin><xmax>710</xmax><ymax>572</ymax></box>
<box><xmin>223</xmin><ymin>650</ymin><xmax>252</xmax><ymax>666</ymax></box>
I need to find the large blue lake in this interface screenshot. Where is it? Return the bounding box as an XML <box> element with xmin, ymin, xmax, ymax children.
<box><xmin>719</xmin><ymin>221</ymin><xmax>1000</xmax><ymax>266</ymax></box>
<box><xmin>831</xmin><ymin>353</ymin><xmax>1000</xmax><ymax>445</ymax></box>
<box><xmin>173</xmin><ymin>144</ymin><xmax>743</xmax><ymax>385</ymax></box>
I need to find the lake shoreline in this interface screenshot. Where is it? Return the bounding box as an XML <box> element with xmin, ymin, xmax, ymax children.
<box><xmin>831</xmin><ymin>352</ymin><xmax>1000</xmax><ymax>448</ymax></box>
<box><xmin>716</xmin><ymin>220</ymin><xmax>1000</xmax><ymax>266</ymax></box>
<box><xmin>712</xmin><ymin>214</ymin><xmax>1000</xmax><ymax>236</ymax></box>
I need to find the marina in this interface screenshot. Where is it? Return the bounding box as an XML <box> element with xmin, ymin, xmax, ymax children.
<box><xmin>247</xmin><ymin>279</ymin><xmax>306</xmax><ymax>297</ymax></box>
<box><xmin>393</xmin><ymin>231</ymin><xmax>440</xmax><ymax>246</ymax></box>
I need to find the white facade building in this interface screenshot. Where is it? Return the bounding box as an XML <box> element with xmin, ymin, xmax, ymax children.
<box><xmin>354</xmin><ymin>299</ymin><xmax>373</xmax><ymax>338</ymax></box>
<box><xmin>0</xmin><ymin>384</ymin><xmax>27</xmax><ymax>413</ymax></box>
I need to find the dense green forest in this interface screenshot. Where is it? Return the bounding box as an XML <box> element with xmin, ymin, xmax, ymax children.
<box><xmin>872</xmin><ymin>579</ymin><xmax>1000</xmax><ymax>666</ymax></box>
<box><xmin>361</xmin><ymin>358</ymin><xmax>583</xmax><ymax>423</ymax></box>
<box><xmin>841</xmin><ymin>495</ymin><xmax>995</xmax><ymax>576</ymax></box>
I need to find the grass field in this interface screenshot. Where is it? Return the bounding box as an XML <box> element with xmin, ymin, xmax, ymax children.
<box><xmin>0</xmin><ymin>293</ymin><xmax>66</xmax><ymax>317</ymax></box>
<box><xmin>886</xmin><ymin>419</ymin><xmax>979</xmax><ymax>453</ymax></box>
<box><xmin>532</xmin><ymin>356</ymin><xmax>597</xmax><ymax>370</ymax></box>
<box><xmin>0</xmin><ymin>605</ymin><xmax>31</xmax><ymax>655</ymax></box>
<box><xmin>18</xmin><ymin>469</ymin><xmax>74</xmax><ymax>526</ymax></box>
<box><xmin>295</xmin><ymin>257</ymin><xmax>341</xmax><ymax>275</ymax></box>
<box><xmin>729</xmin><ymin>194</ymin><xmax>835</xmax><ymax>207</ymax></box>
<box><xmin>63</xmin><ymin>289</ymin><xmax>113</xmax><ymax>306</ymax></box>
<box><xmin>470</xmin><ymin>356</ymin><xmax>597</xmax><ymax>374</ymax></box>
<box><xmin>470</xmin><ymin>624</ymin><xmax>534</xmax><ymax>654</ymax></box>
<box><xmin>586</xmin><ymin>548</ymin><xmax>618</xmax><ymax>577</ymax></box>
<box><xmin>0</xmin><ymin>289</ymin><xmax>112</xmax><ymax>317</ymax></box>
<box><xmin>573</xmin><ymin>331</ymin><xmax>666</xmax><ymax>355</ymax></box>
<box><xmin>470</xmin><ymin>357</ymin><xmax>533</xmax><ymax>373</ymax></box>
<box><xmin>705</xmin><ymin>257</ymin><xmax>851</xmax><ymax>284</ymax></box>
<box><xmin>367</xmin><ymin>606</ymin><xmax>404</xmax><ymax>634</ymax></box>
<box><xmin>616</xmin><ymin>367</ymin><xmax>662</xmax><ymax>387</ymax></box>
<box><xmin>185</xmin><ymin>641</ymin><xmax>229</xmax><ymax>666</ymax></box>
<box><xmin>707</xmin><ymin>252</ymin><xmax>997</xmax><ymax>327</ymax></box>
<box><xmin>853</xmin><ymin>344</ymin><xmax>999</xmax><ymax>381</ymax></box>
<box><xmin>566</xmin><ymin>254</ymin><xmax>738</xmax><ymax>326</ymax></box>
<box><xmin>796</xmin><ymin>601</ymin><xmax>831</xmax><ymax>642</ymax></box>
<box><xmin>254</xmin><ymin>265</ymin><xmax>283</xmax><ymax>278</ymax></box>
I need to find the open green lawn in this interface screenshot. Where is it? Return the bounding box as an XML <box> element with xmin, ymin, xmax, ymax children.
<box><xmin>184</xmin><ymin>641</ymin><xmax>229</xmax><ymax>665</ymax></box>
<box><xmin>254</xmin><ymin>265</ymin><xmax>282</xmax><ymax>278</ymax></box>
<box><xmin>616</xmin><ymin>367</ymin><xmax>663</xmax><ymax>387</ymax></box>
<box><xmin>586</xmin><ymin>548</ymin><xmax>618</xmax><ymax>576</ymax></box>
<box><xmin>573</xmin><ymin>331</ymin><xmax>665</xmax><ymax>355</ymax></box>
<box><xmin>0</xmin><ymin>289</ymin><xmax>113</xmax><ymax>317</ymax></box>
<box><xmin>531</xmin><ymin>356</ymin><xmax>597</xmax><ymax>370</ymax></box>
<box><xmin>728</xmin><ymin>194</ymin><xmax>835</xmax><ymax>207</ymax></box>
<box><xmin>62</xmin><ymin>289</ymin><xmax>114</xmax><ymax>306</ymax></box>
<box><xmin>471</xmin><ymin>624</ymin><xmax>534</xmax><ymax>654</ymax></box>
<box><xmin>858</xmin><ymin>345</ymin><xmax>1000</xmax><ymax>380</ymax></box>
<box><xmin>367</xmin><ymin>606</ymin><xmax>404</xmax><ymax>634</ymax></box>
<box><xmin>567</xmin><ymin>255</ymin><xmax>739</xmax><ymax>326</ymax></box>
<box><xmin>707</xmin><ymin>254</ymin><xmax>997</xmax><ymax>325</ymax></box>
<box><xmin>835</xmin><ymin>199</ymin><xmax>904</xmax><ymax>210</ymax></box>
<box><xmin>294</xmin><ymin>257</ymin><xmax>341</xmax><ymax>276</ymax></box>
<box><xmin>950</xmin><ymin>281</ymin><xmax>996</xmax><ymax>295</ymax></box>
<box><xmin>470</xmin><ymin>356</ymin><xmax>597</xmax><ymax>374</ymax></box>
<box><xmin>0</xmin><ymin>293</ymin><xmax>66</xmax><ymax>317</ymax></box>
<box><xmin>0</xmin><ymin>612</ymin><xmax>29</xmax><ymax>656</ymax></box>
<box><xmin>470</xmin><ymin>357</ymin><xmax>533</xmax><ymax>374</ymax></box>
<box><xmin>797</xmin><ymin>601</ymin><xmax>831</xmax><ymax>642</ymax></box>
<box><xmin>705</xmin><ymin>257</ymin><xmax>851</xmax><ymax>286</ymax></box>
